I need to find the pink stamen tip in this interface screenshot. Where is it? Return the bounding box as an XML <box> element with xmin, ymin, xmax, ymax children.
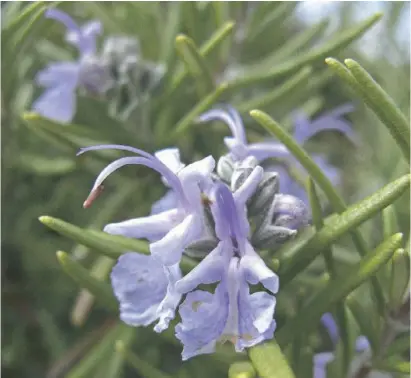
<box><xmin>83</xmin><ymin>185</ymin><xmax>104</xmax><ymax>209</ymax></box>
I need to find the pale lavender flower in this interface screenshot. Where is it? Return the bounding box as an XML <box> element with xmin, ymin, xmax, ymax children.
<box><xmin>78</xmin><ymin>144</ymin><xmax>215</xmax><ymax>266</ymax></box>
<box><xmin>111</xmin><ymin>252</ymin><xmax>181</xmax><ymax>332</ymax></box>
<box><xmin>175</xmin><ymin>172</ymin><xmax>279</xmax><ymax>360</ymax></box>
<box><xmin>313</xmin><ymin>313</ymin><xmax>372</xmax><ymax>378</ymax></box>
<box><xmin>33</xmin><ymin>9</ymin><xmax>112</xmax><ymax>123</ymax></box>
<box><xmin>198</xmin><ymin>105</ymin><xmax>354</xmax><ymax>198</ymax></box>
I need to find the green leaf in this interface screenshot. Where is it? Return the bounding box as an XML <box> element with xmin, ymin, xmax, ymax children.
<box><xmin>228</xmin><ymin>362</ymin><xmax>257</xmax><ymax>378</ymax></box>
<box><xmin>39</xmin><ymin>216</ymin><xmax>197</xmax><ymax>273</ymax></box>
<box><xmin>56</xmin><ymin>251</ymin><xmax>118</xmax><ymax>312</ymax></box>
<box><xmin>325</xmin><ymin>58</ymin><xmax>410</xmax><ymax>162</ymax></box>
<box><xmin>278</xmin><ymin>174</ymin><xmax>410</xmax><ymax>284</ymax></box>
<box><xmin>66</xmin><ymin>323</ymin><xmax>128</xmax><ymax>378</ymax></box>
<box><xmin>276</xmin><ymin>233</ymin><xmax>403</xmax><ymax>347</ymax></box>
<box><xmin>346</xmin><ymin>292</ymin><xmax>381</xmax><ymax>354</ymax></box>
<box><xmin>173</xmin><ymin>82</ymin><xmax>229</xmax><ymax>135</ymax></box>
<box><xmin>250</xmin><ymin>109</ymin><xmax>388</xmax><ymax>312</ymax></box>
<box><xmin>344</xmin><ymin>59</ymin><xmax>410</xmax><ymax>157</ymax></box>
<box><xmin>382</xmin><ymin>205</ymin><xmax>400</xmax><ymax>240</ymax></box>
<box><xmin>166</xmin><ymin>21</ymin><xmax>234</xmax><ymax>97</ymax></box>
<box><xmin>236</xmin><ymin>66</ymin><xmax>313</xmax><ymax>114</ymax></box>
<box><xmin>374</xmin><ymin>358</ymin><xmax>410</xmax><ymax>374</ymax></box>
<box><xmin>384</xmin><ymin>332</ymin><xmax>410</xmax><ymax>358</ymax></box>
<box><xmin>248</xmin><ymin>339</ymin><xmax>296</xmax><ymax>378</ymax></box>
<box><xmin>389</xmin><ymin>248</ymin><xmax>410</xmax><ymax>309</ymax></box>
<box><xmin>227</xmin><ymin>13</ymin><xmax>382</xmax><ymax>90</ymax></box>
<box><xmin>71</xmin><ymin>256</ymin><xmax>115</xmax><ymax>327</ymax></box>
<box><xmin>17</xmin><ymin>155</ymin><xmax>76</xmax><ymax>175</ymax></box>
<box><xmin>175</xmin><ymin>34</ymin><xmax>214</xmax><ymax>96</ymax></box>
<box><xmin>115</xmin><ymin>341</ymin><xmax>172</xmax><ymax>378</ymax></box>
<box><xmin>160</xmin><ymin>2</ymin><xmax>182</xmax><ymax>65</ymax></box>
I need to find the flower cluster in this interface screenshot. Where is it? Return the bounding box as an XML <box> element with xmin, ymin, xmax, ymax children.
<box><xmin>79</xmin><ymin>105</ymin><xmax>354</xmax><ymax>360</ymax></box>
<box><xmin>33</xmin><ymin>9</ymin><xmax>164</xmax><ymax>123</ymax></box>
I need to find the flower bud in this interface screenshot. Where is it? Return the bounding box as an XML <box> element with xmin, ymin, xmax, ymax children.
<box><xmin>248</xmin><ymin>172</ymin><xmax>279</xmax><ymax>216</ymax></box>
<box><xmin>231</xmin><ymin>156</ymin><xmax>258</xmax><ymax>192</ymax></box>
<box><xmin>216</xmin><ymin>154</ymin><xmax>235</xmax><ymax>183</ymax></box>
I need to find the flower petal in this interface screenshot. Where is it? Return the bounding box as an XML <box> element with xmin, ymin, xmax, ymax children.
<box><xmin>150</xmin><ymin>213</ymin><xmax>203</xmax><ymax>266</ymax></box>
<box><xmin>150</xmin><ymin>190</ymin><xmax>179</xmax><ymax>215</ymax></box>
<box><xmin>32</xmin><ymin>85</ymin><xmax>77</xmax><ymax>123</ymax></box>
<box><xmin>236</xmin><ymin>282</ymin><xmax>276</xmax><ymax>351</ymax></box>
<box><xmin>155</xmin><ymin>148</ymin><xmax>185</xmax><ymax>174</ymax></box>
<box><xmin>247</xmin><ymin>141</ymin><xmax>290</xmax><ymax>161</ymax></box>
<box><xmin>176</xmin><ymin>284</ymin><xmax>229</xmax><ymax>360</ymax></box>
<box><xmin>104</xmin><ymin>208</ymin><xmax>182</xmax><ymax>240</ymax></box>
<box><xmin>355</xmin><ymin>335</ymin><xmax>370</xmax><ymax>352</ymax></box>
<box><xmin>175</xmin><ymin>241</ymin><xmax>230</xmax><ymax>294</ymax></box>
<box><xmin>35</xmin><ymin>62</ymin><xmax>80</xmax><ymax>88</ymax></box>
<box><xmin>241</xmin><ymin>241</ymin><xmax>279</xmax><ymax>294</ymax></box>
<box><xmin>67</xmin><ymin>20</ymin><xmax>102</xmax><ymax>55</ymax></box>
<box><xmin>110</xmin><ymin>252</ymin><xmax>168</xmax><ymax>327</ymax></box>
<box><xmin>154</xmin><ymin>263</ymin><xmax>182</xmax><ymax>332</ymax></box>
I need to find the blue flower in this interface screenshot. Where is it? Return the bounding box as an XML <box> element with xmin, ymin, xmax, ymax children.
<box><xmin>174</xmin><ymin>171</ymin><xmax>279</xmax><ymax>360</ymax></box>
<box><xmin>33</xmin><ymin>9</ymin><xmax>112</xmax><ymax>123</ymax></box>
<box><xmin>198</xmin><ymin>105</ymin><xmax>355</xmax><ymax>201</ymax></box>
<box><xmin>78</xmin><ymin>144</ymin><xmax>215</xmax><ymax>266</ymax></box>
<box><xmin>313</xmin><ymin>313</ymin><xmax>374</xmax><ymax>378</ymax></box>
<box><xmin>111</xmin><ymin>252</ymin><xmax>182</xmax><ymax>332</ymax></box>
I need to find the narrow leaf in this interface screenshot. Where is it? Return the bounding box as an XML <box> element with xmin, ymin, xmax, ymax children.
<box><xmin>325</xmin><ymin>58</ymin><xmax>410</xmax><ymax>162</ymax></box>
<box><xmin>228</xmin><ymin>13</ymin><xmax>382</xmax><ymax>89</ymax></box>
<box><xmin>115</xmin><ymin>341</ymin><xmax>172</xmax><ymax>378</ymax></box>
<box><xmin>374</xmin><ymin>358</ymin><xmax>410</xmax><ymax>374</ymax></box>
<box><xmin>175</xmin><ymin>34</ymin><xmax>214</xmax><ymax>96</ymax></box>
<box><xmin>56</xmin><ymin>251</ymin><xmax>118</xmax><ymax>311</ymax></box>
<box><xmin>277</xmin><ymin>233</ymin><xmax>403</xmax><ymax>346</ymax></box>
<box><xmin>278</xmin><ymin>174</ymin><xmax>410</xmax><ymax>284</ymax></box>
<box><xmin>248</xmin><ymin>339</ymin><xmax>296</xmax><ymax>378</ymax></box>
<box><xmin>250</xmin><ymin>109</ymin><xmax>389</xmax><ymax>310</ymax></box>
<box><xmin>237</xmin><ymin>66</ymin><xmax>312</xmax><ymax>113</ymax></box>
<box><xmin>345</xmin><ymin>59</ymin><xmax>410</xmax><ymax>155</ymax></box>
<box><xmin>173</xmin><ymin>82</ymin><xmax>229</xmax><ymax>134</ymax></box>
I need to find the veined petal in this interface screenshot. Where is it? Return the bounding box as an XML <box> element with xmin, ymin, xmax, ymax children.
<box><xmin>236</xmin><ymin>283</ymin><xmax>276</xmax><ymax>351</ymax></box>
<box><xmin>104</xmin><ymin>208</ymin><xmax>182</xmax><ymax>240</ymax></box>
<box><xmin>150</xmin><ymin>190</ymin><xmax>179</xmax><ymax>215</ymax></box>
<box><xmin>241</xmin><ymin>241</ymin><xmax>279</xmax><ymax>294</ymax></box>
<box><xmin>32</xmin><ymin>85</ymin><xmax>77</xmax><ymax>123</ymax></box>
<box><xmin>176</xmin><ymin>284</ymin><xmax>229</xmax><ymax>360</ymax></box>
<box><xmin>198</xmin><ymin>106</ymin><xmax>247</xmax><ymax>144</ymax></box>
<box><xmin>150</xmin><ymin>213</ymin><xmax>203</xmax><ymax>266</ymax></box>
<box><xmin>110</xmin><ymin>252</ymin><xmax>168</xmax><ymax>327</ymax></box>
<box><xmin>35</xmin><ymin>62</ymin><xmax>80</xmax><ymax>88</ymax></box>
<box><xmin>175</xmin><ymin>241</ymin><xmax>230</xmax><ymax>294</ymax></box>
<box><xmin>321</xmin><ymin>313</ymin><xmax>339</xmax><ymax>345</ymax></box>
<box><xmin>154</xmin><ymin>263</ymin><xmax>182</xmax><ymax>332</ymax></box>
<box><xmin>313</xmin><ymin>352</ymin><xmax>335</xmax><ymax>378</ymax></box>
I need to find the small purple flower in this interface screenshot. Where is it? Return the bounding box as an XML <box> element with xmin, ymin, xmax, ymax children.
<box><xmin>174</xmin><ymin>170</ymin><xmax>279</xmax><ymax>360</ymax></box>
<box><xmin>111</xmin><ymin>252</ymin><xmax>181</xmax><ymax>332</ymax></box>
<box><xmin>198</xmin><ymin>105</ymin><xmax>355</xmax><ymax>200</ymax></box>
<box><xmin>78</xmin><ymin>144</ymin><xmax>215</xmax><ymax>266</ymax></box>
<box><xmin>313</xmin><ymin>313</ymin><xmax>372</xmax><ymax>378</ymax></box>
<box><xmin>33</xmin><ymin>9</ymin><xmax>112</xmax><ymax>123</ymax></box>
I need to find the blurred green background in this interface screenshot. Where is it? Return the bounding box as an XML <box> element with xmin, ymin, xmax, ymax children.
<box><xmin>1</xmin><ymin>2</ymin><xmax>410</xmax><ymax>377</ymax></box>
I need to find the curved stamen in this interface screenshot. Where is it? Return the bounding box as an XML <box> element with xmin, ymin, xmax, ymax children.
<box><xmin>198</xmin><ymin>107</ymin><xmax>247</xmax><ymax>144</ymax></box>
<box><xmin>84</xmin><ymin>156</ymin><xmax>187</xmax><ymax>208</ymax></box>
